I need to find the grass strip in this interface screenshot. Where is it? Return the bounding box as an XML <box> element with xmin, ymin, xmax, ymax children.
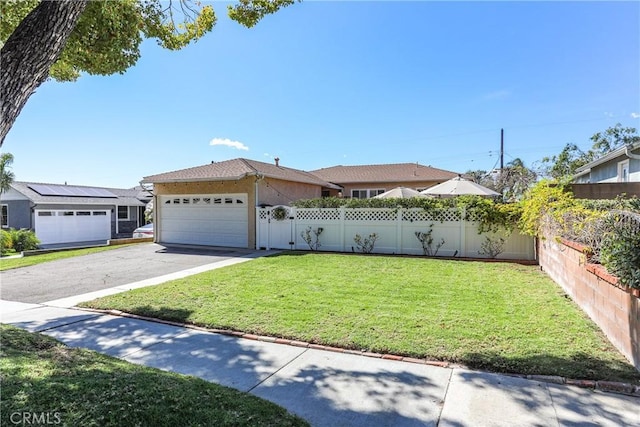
<box><xmin>0</xmin><ymin>245</ymin><xmax>132</xmax><ymax>271</ymax></box>
<box><xmin>0</xmin><ymin>324</ymin><xmax>307</xmax><ymax>427</ymax></box>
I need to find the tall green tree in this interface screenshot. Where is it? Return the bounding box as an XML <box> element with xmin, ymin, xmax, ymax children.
<box><xmin>465</xmin><ymin>169</ymin><xmax>498</xmax><ymax>189</ymax></box>
<box><xmin>466</xmin><ymin>161</ymin><xmax>537</xmax><ymax>201</ymax></box>
<box><xmin>495</xmin><ymin>158</ymin><xmax>537</xmax><ymax>201</ymax></box>
<box><xmin>541</xmin><ymin>124</ymin><xmax>640</xmax><ymax>180</ymax></box>
<box><xmin>0</xmin><ymin>153</ymin><xmax>15</xmax><ymax>195</ymax></box>
<box><xmin>0</xmin><ymin>0</ymin><xmax>296</xmax><ymax>145</ymax></box>
<box><xmin>540</xmin><ymin>143</ymin><xmax>587</xmax><ymax>180</ymax></box>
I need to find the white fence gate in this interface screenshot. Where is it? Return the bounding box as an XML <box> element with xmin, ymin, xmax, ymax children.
<box><xmin>257</xmin><ymin>206</ymin><xmax>535</xmax><ymax>260</ymax></box>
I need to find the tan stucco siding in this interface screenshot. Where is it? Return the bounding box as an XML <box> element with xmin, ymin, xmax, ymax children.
<box><xmin>153</xmin><ymin>178</ymin><xmax>257</xmax><ymax>248</ymax></box>
<box><xmin>257</xmin><ymin>178</ymin><xmax>321</xmax><ymax>206</ymax></box>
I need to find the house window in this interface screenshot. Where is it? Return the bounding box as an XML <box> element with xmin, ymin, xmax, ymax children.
<box><xmin>618</xmin><ymin>160</ymin><xmax>630</xmax><ymax>182</ymax></box>
<box><xmin>351</xmin><ymin>189</ymin><xmax>386</xmax><ymax>199</ymax></box>
<box><xmin>117</xmin><ymin>206</ymin><xmax>129</xmax><ymax>220</ymax></box>
<box><xmin>77</xmin><ymin>211</ymin><xmax>91</xmax><ymax>216</ymax></box>
<box><xmin>1</xmin><ymin>205</ymin><xmax>7</xmax><ymax>228</ymax></box>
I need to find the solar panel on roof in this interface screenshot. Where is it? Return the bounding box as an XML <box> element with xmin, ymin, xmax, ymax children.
<box><xmin>28</xmin><ymin>184</ymin><xmax>117</xmax><ymax>198</ymax></box>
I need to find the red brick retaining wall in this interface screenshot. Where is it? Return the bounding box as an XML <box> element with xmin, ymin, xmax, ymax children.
<box><xmin>538</xmin><ymin>237</ymin><xmax>640</xmax><ymax>371</ymax></box>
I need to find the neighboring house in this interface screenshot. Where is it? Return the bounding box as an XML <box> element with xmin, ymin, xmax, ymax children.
<box><xmin>141</xmin><ymin>158</ymin><xmax>341</xmax><ymax>249</ymax></box>
<box><xmin>310</xmin><ymin>163</ymin><xmax>460</xmax><ymax>198</ymax></box>
<box><xmin>573</xmin><ymin>142</ymin><xmax>640</xmax><ymax>183</ymax></box>
<box><xmin>1</xmin><ymin>181</ymin><xmax>148</xmax><ymax>246</ymax></box>
<box><xmin>143</xmin><ymin>158</ymin><xmax>463</xmax><ymax>249</ymax></box>
<box><xmin>572</xmin><ymin>142</ymin><xmax>640</xmax><ymax>199</ymax></box>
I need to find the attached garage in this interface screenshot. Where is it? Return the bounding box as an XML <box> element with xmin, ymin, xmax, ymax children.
<box><xmin>158</xmin><ymin>193</ymin><xmax>248</xmax><ymax>247</ymax></box>
<box><xmin>34</xmin><ymin>209</ymin><xmax>111</xmax><ymax>245</ymax></box>
<box><xmin>143</xmin><ymin>158</ymin><xmax>342</xmax><ymax>249</ymax></box>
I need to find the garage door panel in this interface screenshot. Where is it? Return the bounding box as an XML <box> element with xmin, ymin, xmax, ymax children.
<box><xmin>35</xmin><ymin>210</ymin><xmax>110</xmax><ymax>245</ymax></box>
<box><xmin>159</xmin><ymin>194</ymin><xmax>248</xmax><ymax>248</ymax></box>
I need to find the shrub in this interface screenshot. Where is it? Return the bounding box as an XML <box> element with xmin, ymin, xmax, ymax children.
<box><xmin>600</xmin><ymin>212</ymin><xmax>640</xmax><ymax>289</ymax></box>
<box><xmin>353</xmin><ymin>233</ymin><xmax>379</xmax><ymax>254</ymax></box>
<box><xmin>0</xmin><ymin>229</ymin><xmax>12</xmax><ymax>255</ymax></box>
<box><xmin>6</xmin><ymin>228</ymin><xmax>40</xmax><ymax>252</ymax></box>
<box><xmin>519</xmin><ymin>180</ymin><xmax>578</xmax><ymax>237</ymax></box>
<box><xmin>478</xmin><ymin>235</ymin><xmax>506</xmax><ymax>259</ymax></box>
<box><xmin>300</xmin><ymin>227</ymin><xmax>323</xmax><ymax>251</ymax></box>
<box><xmin>414</xmin><ymin>224</ymin><xmax>445</xmax><ymax>256</ymax></box>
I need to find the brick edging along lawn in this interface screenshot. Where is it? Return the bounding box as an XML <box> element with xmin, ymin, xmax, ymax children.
<box><xmin>79</xmin><ymin>307</ymin><xmax>640</xmax><ymax>397</ymax></box>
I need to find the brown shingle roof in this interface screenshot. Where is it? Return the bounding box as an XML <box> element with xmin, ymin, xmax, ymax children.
<box><xmin>310</xmin><ymin>163</ymin><xmax>460</xmax><ymax>184</ymax></box>
<box><xmin>142</xmin><ymin>158</ymin><xmax>340</xmax><ymax>189</ymax></box>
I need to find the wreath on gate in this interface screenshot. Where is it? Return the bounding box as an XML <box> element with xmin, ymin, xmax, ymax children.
<box><xmin>272</xmin><ymin>206</ymin><xmax>289</xmax><ymax>221</ymax></box>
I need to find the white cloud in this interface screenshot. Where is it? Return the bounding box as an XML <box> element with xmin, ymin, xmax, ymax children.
<box><xmin>209</xmin><ymin>138</ymin><xmax>249</xmax><ymax>151</ymax></box>
<box><xmin>604</xmin><ymin>112</ymin><xmax>614</xmax><ymax>118</ymax></box>
<box><xmin>631</xmin><ymin>112</ymin><xmax>640</xmax><ymax>119</ymax></box>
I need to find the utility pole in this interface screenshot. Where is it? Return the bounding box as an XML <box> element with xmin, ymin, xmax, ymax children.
<box><xmin>500</xmin><ymin>128</ymin><xmax>504</xmax><ymax>171</ymax></box>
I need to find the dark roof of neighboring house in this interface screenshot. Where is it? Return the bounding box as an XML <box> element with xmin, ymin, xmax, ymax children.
<box><xmin>7</xmin><ymin>182</ymin><xmax>146</xmax><ymax>206</ymax></box>
<box><xmin>142</xmin><ymin>158</ymin><xmax>341</xmax><ymax>189</ymax></box>
<box><xmin>310</xmin><ymin>163</ymin><xmax>460</xmax><ymax>184</ymax></box>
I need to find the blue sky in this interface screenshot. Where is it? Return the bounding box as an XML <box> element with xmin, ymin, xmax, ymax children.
<box><xmin>4</xmin><ymin>1</ymin><xmax>640</xmax><ymax>189</ymax></box>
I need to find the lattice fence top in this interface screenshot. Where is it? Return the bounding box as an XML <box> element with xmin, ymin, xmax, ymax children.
<box><xmin>464</xmin><ymin>210</ymin><xmax>482</xmax><ymax>222</ymax></box>
<box><xmin>296</xmin><ymin>209</ymin><xmax>341</xmax><ymax>221</ymax></box>
<box><xmin>259</xmin><ymin>207</ymin><xmax>471</xmax><ymax>222</ymax></box>
<box><xmin>403</xmin><ymin>209</ymin><xmax>461</xmax><ymax>222</ymax></box>
<box><xmin>344</xmin><ymin>209</ymin><xmax>397</xmax><ymax>221</ymax></box>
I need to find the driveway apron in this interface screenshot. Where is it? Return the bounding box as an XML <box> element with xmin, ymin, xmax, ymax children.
<box><xmin>0</xmin><ymin>243</ymin><xmax>255</xmax><ymax>303</ymax></box>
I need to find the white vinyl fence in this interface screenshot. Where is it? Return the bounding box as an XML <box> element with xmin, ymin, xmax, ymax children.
<box><xmin>257</xmin><ymin>206</ymin><xmax>535</xmax><ymax>260</ymax></box>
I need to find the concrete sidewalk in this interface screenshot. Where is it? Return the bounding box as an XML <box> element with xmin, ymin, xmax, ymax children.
<box><xmin>3</xmin><ymin>301</ymin><xmax>638</xmax><ymax>427</ymax></box>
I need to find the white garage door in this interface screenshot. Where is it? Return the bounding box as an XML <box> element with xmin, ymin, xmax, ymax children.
<box><xmin>159</xmin><ymin>194</ymin><xmax>248</xmax><ymax>247</ymax></box>
<box><xmin>35</xmin><ymin>210</ymin><xmax>111</xmax><ymax>245</ymax></box>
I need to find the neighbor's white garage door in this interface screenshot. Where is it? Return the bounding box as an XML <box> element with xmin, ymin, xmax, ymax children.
<box><xmin>158</xmin><ymin>194</ymin><xmax>248</xmax><ymax>247</ymax></box>
<box><xmin>34</xmin><ymin>210</ymin><xmax>111</xmax><ymax>245</ymax></box>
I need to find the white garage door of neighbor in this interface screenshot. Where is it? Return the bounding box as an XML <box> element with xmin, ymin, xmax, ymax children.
<box><xmin>159</xmin><ymin>194</ymin><xmax>249</xmax><ymax>247</ymax></box>
<box><xmin>34</xmin><ymin>210</ymin><xmax>111</xmax><ymax>245</ymax></box>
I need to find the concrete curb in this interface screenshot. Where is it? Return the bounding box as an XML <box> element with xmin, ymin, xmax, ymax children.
<box><xmin>76</xmin><ymin>307</ymin><xmax>640</xmax><ymax>397</ymax></box>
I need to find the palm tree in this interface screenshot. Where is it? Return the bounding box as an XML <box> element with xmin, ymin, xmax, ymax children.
<box><xmin>0</xmin><ymin>152</ymin><xmax>15</xmax><ymax>195</ymax></box>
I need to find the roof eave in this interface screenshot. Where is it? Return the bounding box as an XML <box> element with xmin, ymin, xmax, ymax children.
<box><xmin>575</xmin><ymin>141</ymin><xmax>640</xmax><ymax>173</ymax></box>
<box><xmin>142</xmin><ymin>172</ymin><xmax>256</xmax><ymax>184</ymax></box>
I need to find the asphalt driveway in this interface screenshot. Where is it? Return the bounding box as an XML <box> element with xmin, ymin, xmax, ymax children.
<box><xmin>0</xmin><ymin>243</ymin><xmax>256</xmax><ymax>304</ymax></box>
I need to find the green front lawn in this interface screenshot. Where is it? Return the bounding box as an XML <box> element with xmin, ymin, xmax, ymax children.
<box><xmin>0</xmin><ymin>325</ymin><xmax>307</xmax><ymax>427</ymax></box>
<box><xmin>81</xmin><ymin>253</ymin><xmax>640</xmax><ymax>383</ymax></box>
<box><xmin>0</xmin><ymin>245</ymin><xmax>131</xmax><ymax>271</ymax></box>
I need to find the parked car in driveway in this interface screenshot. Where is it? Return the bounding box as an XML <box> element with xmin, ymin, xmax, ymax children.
<box><xmin>132</xmin><ymin>223</ymin><xmax>153</xmax><ymax>238</ymax></box>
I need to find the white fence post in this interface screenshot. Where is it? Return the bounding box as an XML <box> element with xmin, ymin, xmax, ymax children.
<box><xmin>396</xmin><ymin>208</ymin><xmax>403</xmax><ymax>254</ymax></box>
<box><xmin>291</xmin><ymin>207</ymin><xmax>297</xmax><ymax>250</ymax></box>
<box><xmin>460</xmin><ymin>206</ymin><xmax>466</xmax><ymax>257</ymax></box>
<box><xmin>340</xmin><ymin>207</ymin><xmax>346</xmax><ymax>252</ymax></box>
